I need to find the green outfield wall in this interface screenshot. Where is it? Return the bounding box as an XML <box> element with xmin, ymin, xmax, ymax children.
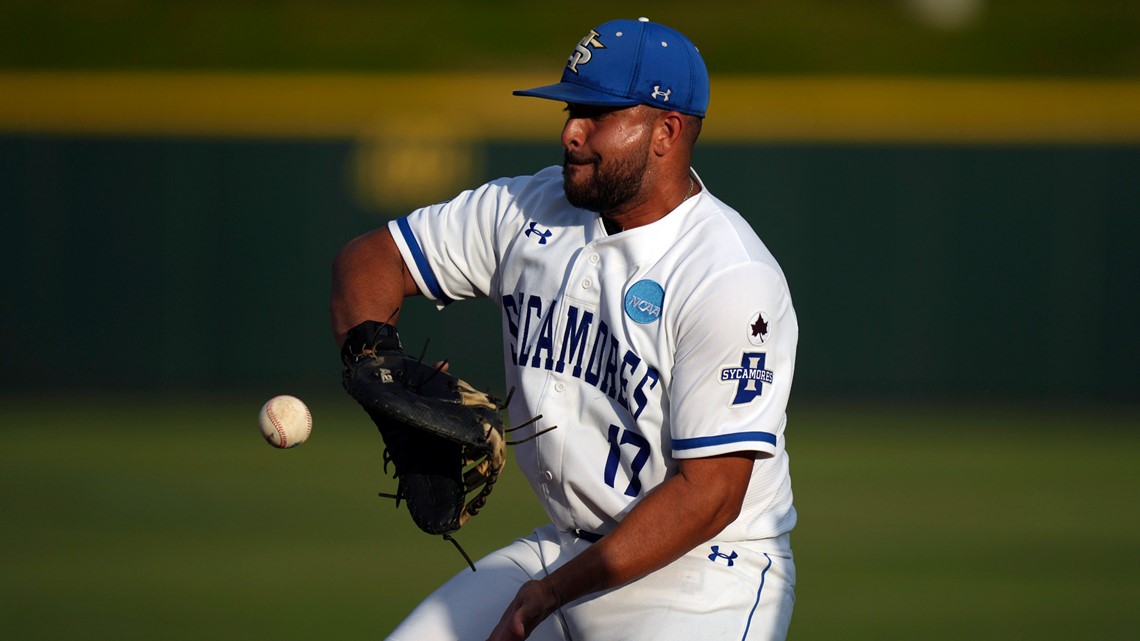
<box><xmin>2</xmin><ymin>75</ymin><xmax>1137</xmax><ymax>401</ymax></box>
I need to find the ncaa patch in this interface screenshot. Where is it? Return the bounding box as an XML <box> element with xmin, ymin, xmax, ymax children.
<box><xmin>748</xmin><ymin>311</ymin><xmax>771</xmax><ymax>346</ymax></box>
<box><xmin>625</xmin><ymin>279</ymin><xmax>664</xmax><ymax>324</ymax></box>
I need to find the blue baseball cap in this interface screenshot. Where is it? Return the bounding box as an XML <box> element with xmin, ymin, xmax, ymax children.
<box><xmin>514</xmin><ymin>18</ymin><xmax>709</xmax><ymax>118</ymax></box>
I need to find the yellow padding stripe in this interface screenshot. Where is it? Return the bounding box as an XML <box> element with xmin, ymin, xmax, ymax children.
<box><xmin>2</xmin><ymin>72</ymin><xmax>1139</xmax><ymax>142</ymax></box>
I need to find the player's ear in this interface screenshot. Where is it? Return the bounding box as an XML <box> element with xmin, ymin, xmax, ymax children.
<box><xmin>651</xmin><ymin>110</ymin><xmax>686</xmax><ymax>157</ymax></box>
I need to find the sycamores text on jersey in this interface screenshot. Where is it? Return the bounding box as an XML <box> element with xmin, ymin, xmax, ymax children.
<box><xmin>502</xmin><ymin>292</ymin><xmax>660</xmax><ymax>420</ymax></box>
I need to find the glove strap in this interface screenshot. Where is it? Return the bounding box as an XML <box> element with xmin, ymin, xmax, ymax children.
<box><xmin>341</xmin><ymin>320</ymin><xmax>402</xmax><ymax>362</ymax></box>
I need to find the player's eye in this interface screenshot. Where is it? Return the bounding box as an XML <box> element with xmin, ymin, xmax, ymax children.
<box><xmin>564</xmin><ymin>104</ymin><xmax>613</xmax><ymax>121</ymax></box>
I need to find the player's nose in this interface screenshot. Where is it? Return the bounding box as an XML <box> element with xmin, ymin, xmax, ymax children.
<box><xmin>561</xmin><ymin>117</ymin><xmax>586</xmax><ymax>151</ymax></box>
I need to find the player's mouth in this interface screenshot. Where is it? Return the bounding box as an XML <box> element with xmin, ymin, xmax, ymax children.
<box><xmin>563</xmin><ymin>151</ymin><xmax>598</xmax><ymax>167</ymax></box>
<box><xmin>562</xmin><ymin>152</ymin><xmax>598</xmax><ymax>180</ymax></box>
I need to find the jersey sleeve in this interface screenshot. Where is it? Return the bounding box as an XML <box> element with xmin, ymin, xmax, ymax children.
<box><xmin>668</xmin><ymin>262</ymin><xmax>798</xmax><ymax>459</ymax></box>
<box><xmin>387</xmin><ymin>177</ymin><xmax>518</xmax><ymax>308</ymax></box>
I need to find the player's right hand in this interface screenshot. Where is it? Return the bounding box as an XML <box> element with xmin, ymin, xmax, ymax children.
<box><xmin>485</xmin><ymin>580</ymin><xmax>560</xmax><ymax>641</ymax></box>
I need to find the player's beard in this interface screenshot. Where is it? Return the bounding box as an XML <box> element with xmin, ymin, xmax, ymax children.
<box><xmin>562</xmin><ymin>146</ymin><xmax>649</xmax><ymax>214</ymax></box>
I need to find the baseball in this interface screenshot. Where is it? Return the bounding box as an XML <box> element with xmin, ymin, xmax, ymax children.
<box><xmin>258</xmin><ymin>395</ymin><xmax>312</xmax><ymax>449</ymax></box>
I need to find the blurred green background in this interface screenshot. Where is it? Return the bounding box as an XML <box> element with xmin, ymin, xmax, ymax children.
<box><xmin>2</xmin><ymin>1</ymin><xmax>1138</xmax><ymax>640</ymax></box>
<box><xmin>3</xmin><ymin>0</ymin><xmax>1140</xmax><ymax>75</ymax></box>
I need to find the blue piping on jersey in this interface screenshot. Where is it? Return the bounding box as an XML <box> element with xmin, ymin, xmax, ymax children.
<box><xmin>741</xmin><ymin>553</ymin><xmax>773</xmax><ymax>640</ymax></box>
<box><xmin>672</xmin><ymin>431</ymin><xmax>777</xmax><ymax>450</ymax></box>
<box><xmin>395</xmin><ymin>217</ymin><xmax>452</xmax><ymax>305</ymax></box>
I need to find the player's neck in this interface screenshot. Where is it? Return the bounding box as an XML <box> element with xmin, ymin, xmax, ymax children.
<box><xmin>602</xmin><ymin>171</ymin><xmax>698</xmax><ymax>234</ymax></box>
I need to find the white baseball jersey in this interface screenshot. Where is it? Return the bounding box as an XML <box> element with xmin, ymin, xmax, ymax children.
<box><xmin>389</xmin><ymin>165</ymin><xmax>797</xmax><ymax>544</ymax></box>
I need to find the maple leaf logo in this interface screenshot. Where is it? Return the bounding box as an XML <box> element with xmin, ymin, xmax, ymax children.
<box><xmin>751</xmin><ymin>316</ymin><xmax>768</xmax><ymax>338</ymax></box>
<box><xmin>748</xmin><ymin>312</ymin><xmax>770</xmax><ymax>346</ymax></box>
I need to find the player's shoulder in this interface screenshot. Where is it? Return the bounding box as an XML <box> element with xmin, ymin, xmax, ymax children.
<box><xmin>421</xmin><ymin>166</ymin><xmax>566</xmax><ymax>234</ymax></box>
<box><xmin>680</xmin><ymin>190</ymin><xmax>783</xmax><ymax>275</ymax></box>
<box><xmin>485</xmin><ymin>165</ymin><xmax>564</xmax><ymax>201</ymax></box>
<box><xmin>530</xmin><ymin>164</ymin><xmax>565</xmax><ymax>185</ymax></box>
<box><xmin>665</xmin><ymin>192</ymin><xmax>796</xmax><ymax>327</ymax></box>
<box><xmin>468</xmin><ymin>166</ymin><xmax>566</xmax><ymax>220</ymax></box>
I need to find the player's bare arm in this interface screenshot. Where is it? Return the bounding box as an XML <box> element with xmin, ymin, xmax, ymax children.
<box><xmin>486</xmin><ymin>452</ymin><xmax>756</xmax><ymax>641</ymax></box>
<box><xmin>330</xmin><ymin>227</ymin><xmax>420</xmax><ymax>346</ymax></box>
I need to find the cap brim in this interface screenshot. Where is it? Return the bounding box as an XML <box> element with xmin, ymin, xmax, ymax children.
<box><xmin>513</xmin><ymin>81</ymin><xmax>642</xmax><ymax>108</ymax></box>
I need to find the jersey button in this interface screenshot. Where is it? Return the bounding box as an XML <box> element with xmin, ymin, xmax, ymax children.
<box><xmin>554</xmin><ymin>382</ymin><xmax>565</xmax><ymax>393</ymax></box>
<box><xmin>543</xmin><ymin>471</ymin><xmax>554</xmax><ymax>481</ymax></box>
<box><xmin>589</xmin><ymin>253</ymin><xmax>600</xmax><ymax>264</ymax></box>
<box><xmin>581</xmin><ymin>278</ymin><xmax>592</xmax><ymax>289</ymax></box>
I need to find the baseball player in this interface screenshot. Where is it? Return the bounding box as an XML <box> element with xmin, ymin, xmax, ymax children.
<box><xmin>331</xmin><ymin>17</ymin><xmax>798</xmax><ymax>641</ymax></box>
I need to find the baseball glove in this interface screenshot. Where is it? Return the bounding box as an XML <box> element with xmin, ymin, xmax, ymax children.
<box><xmin>341</xmin><ymin>320</ymin><xmax>508</xmax><ymax>568</ymax></box>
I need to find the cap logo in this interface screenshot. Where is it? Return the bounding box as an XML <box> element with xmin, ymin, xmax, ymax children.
<box><xmin>567</xmin><ymin>30</ymin><xmax>605</xmax><ymax>74</ymax></box>
<box><xmin>651</xmin><ymin>86</ymin><xmax>671</xmax><ymax>102</ymax></box>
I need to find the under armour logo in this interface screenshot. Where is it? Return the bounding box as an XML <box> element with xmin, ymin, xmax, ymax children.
<box><xmin>567</xmin><ymin>30</ymin><xmax>605</xmax><ymax>74</ymax></box>
<box><xmin>708</xmin><ymin>545</ymin><xmax>738</xmax><ymax>567</ymax></box>
<box><xmin>651</xmin><ymin>86</ymin><xmax>672</xmax><ymax>102</ymax></box>
<box><xmin>524</xmin><ymin>221</ymin><xmax>553</xmax><ymax>245</ymax></box>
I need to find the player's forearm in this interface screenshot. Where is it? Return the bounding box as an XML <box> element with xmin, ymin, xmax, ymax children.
<box><xmin>486</xmin><ymin>455</ymin><xmax>753</xmax><ymax>641</ymax></box>
<box><xmin>329</xmin><ymin>227</ymin><xmax>419</xmax><ymax>345</ymax></box>
<box><xmin>543</xmin><ymin>452</ymin><xmax>754</xmax><ymax>606</ymax></box>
